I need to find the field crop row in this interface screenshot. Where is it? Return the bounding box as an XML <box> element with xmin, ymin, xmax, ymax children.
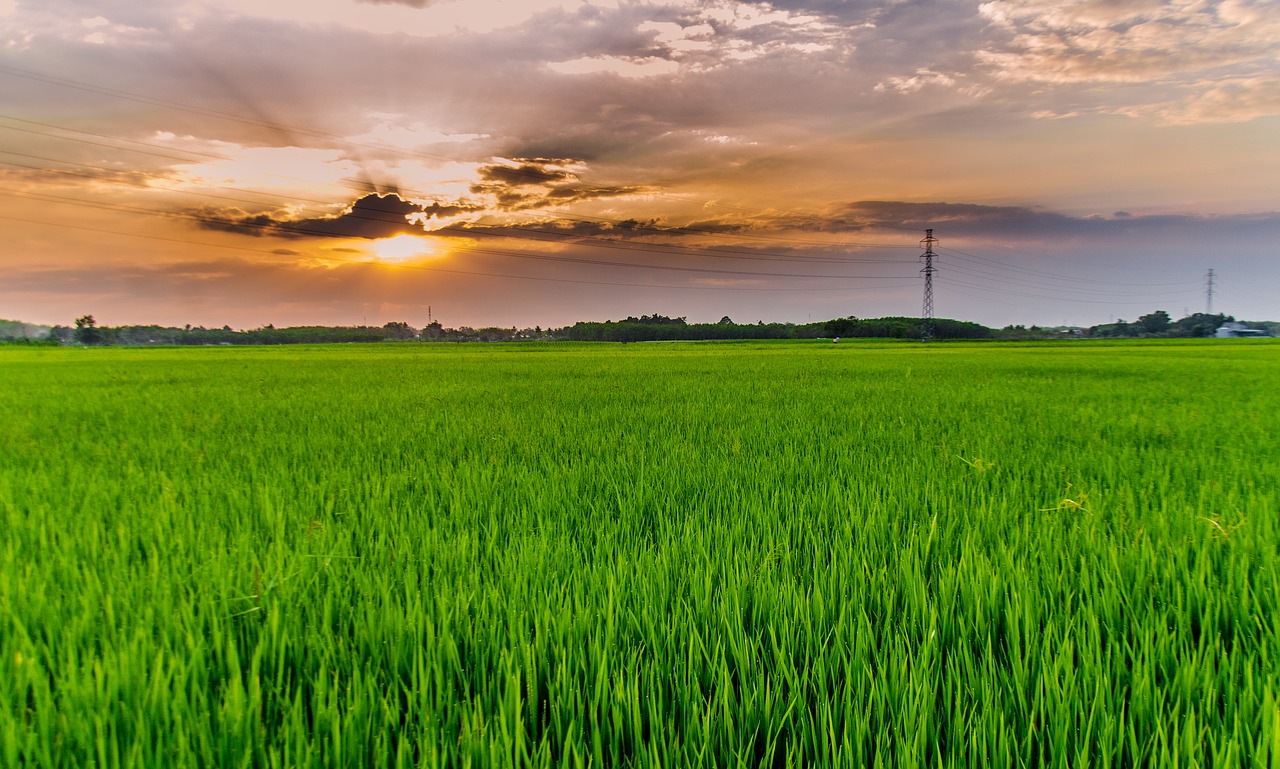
<box><xmin>1</xmin><ymin>340</ymin><xmax>1278</xmax><ymax>767</ymax></box>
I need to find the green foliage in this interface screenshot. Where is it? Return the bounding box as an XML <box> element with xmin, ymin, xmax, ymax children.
<box><xmin>563</xmin><ymin>319</ymin><xmax>807</xmax><ymax>342</ymax></box>
<box><xmin>826</xmin><ymin>316</ymin><xmax>994</xmax><ymax>340</ymax></box>
<box><xmin>1090</xmin><ymin>312</ymin><xmax>1246</xmax><ymax>339</ymax></box>
<box><xmin>73</xmin><ymin>314</ymin><xmax>100</xmax><ymax>345</ymax></box>
<box><xmin>2</xmin><ymin>340</ymin><xmax>1278</xmax><ymax>766</ymax></box>
<box><xmin>1172</xmin><ymin>313</ymin><xmax>1230</xmax><ymax>338</ymax></box>
<box><xmin>382</xmin><ymin>321</ymin><xmax>417</xmax><ymax>340</ymax></box>
<box><xmin>1138</xmin><ymin>310</ymin><xmax>1171</xmax><ymax>334</ymax></box>
<box><xmin>623</xmin><ymin>313</ymin><xmax>687</xmax><ymax>325</ymax></box>
<box><xmin>51</xmin><ymin>322</ymin><xmax>426</xmax><ymax>346</ymax></box>
<box><xmin>569</xmin><ymin>317</ymin><xmax>992</xmax><ymax>342</ymax></box>
<box><xmin>0</xmin><ymin>319</ymin><xmax>52</xmax><ymax>342</ymax></box>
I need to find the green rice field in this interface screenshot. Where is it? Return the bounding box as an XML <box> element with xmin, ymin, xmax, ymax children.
<box><xmin>2</xmin><ymin>339</ymin><xmax>1278</xmax><ymax>767</ymax></box>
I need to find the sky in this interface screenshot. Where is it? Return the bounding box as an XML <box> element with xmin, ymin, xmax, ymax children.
<box><xmin>1</xmin><ymin>0</ymin><xmax>1277</xmax><ymax>330</ymax></box>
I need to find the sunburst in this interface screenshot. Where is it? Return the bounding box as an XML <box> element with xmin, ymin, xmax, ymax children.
<box><xmin>371</xmin><ymin>234</ymin><xmax>435</xmax><ymax>262</ymax></box>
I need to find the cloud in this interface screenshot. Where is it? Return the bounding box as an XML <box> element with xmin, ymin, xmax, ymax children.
<box><xmin>2</xmin><ymin>255</ymin><xmax>435</xmax><ymax>311</ymax></box>
<box><xmin>446</xmin><ymin>216</ymin><xmax>674</xmax><ymax>247</ymax></box>
<box><xmin>547</xmin><ymin>56</ymin><xmax>682</xmax><ymax>78</ymax></box>
<box><xmin>0</xmin><ymin>0</ymin><xmax>977</xmax><ymax>183</ymax></box>
<box><xmin>875</xmin><ymin>68</ymin><xmax>958</xmax><ymax>94</ymax></box>
<box><xmin>821</xmin><ymin>200</ymin><xmax>1280</xmax><ymax>242</ymax></box>
<box><xmin>468</xmin><ymin>158</ymin><xmax>650</xmax><ymax>211</ymax></box>
<box><xmin>1114</xmin><ymin>76</ymin><xmax>1280</xmax><ymax>124</ymax></box>
<box><xmin>477</xmin><ymin>161</ymin><xmax>573</xmax><ymax>187</ymax></box>
<box><xmin>356</xmin><ymin>0</ymin><xmax>438</xmax><ymax>7</ymax></box>
<box><xmin>977</xmin><ymin>0</ymin><xmax>1280</xmax><ymax>86</ymax></box>
<box><xmin>669</xmin><ymin>200</ymin><xmax>1280</xmax><ymax>247</ymax></box>
<box><xmin>194</xmin><ymin>193</ymin><xmax>482</xmax><ymax>239</ymax></box>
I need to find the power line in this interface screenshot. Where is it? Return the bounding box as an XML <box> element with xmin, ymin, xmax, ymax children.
<box><xmin>0</xmin><ymin>113</ymin><xmax>918</xmax><ymax>257</ymax></box>
<box><xmin>0</xmin><ymin>142</ymin><xmax>909</xmax><ymax>267</ymax></box>
<box><xmin>0</xmin><ymin>154</ymin><xmax>899</xmax><ymax>269</ymax></box>
<box><xmin>1</xmin><ymin>64</ymin><xmax>1243</xmax><ymax>322</ymax></box>
<box><xmin>0</xmin><ymin>67</ymin><xmax>922</xmax><ymax>252</ymax></box>
<box><xmin>942</xmin><ymin>276</ymin><xmax>1201</xmax><ymax>306</ymax></box>
<box><xmin>0</xmin><ymin>114</ymin><xmax>229</xmax><ymax>160</ymax></box>
<box><xmin>1</xmin><ymin>144</ymin><xmax>1217</xmax><ymax>315</ymax></box>
<box><xmin>0</xmin><ymin>188</ymin><xmax>916</xmax><ymax>282</ymax></box>
<box><xmin>0</xmin><ymin>212</ymin><xmax>916</xmax><ymax>294</ymax></box>
<box><xmin>938</xmin><ymin>256</ymin><xmax>1200</xmax><ymax>297</ymax></box>
<box><xmin>937</xmin><ymin>245</ymin><xmax>1200</xmax><ymax>288</ymax></box>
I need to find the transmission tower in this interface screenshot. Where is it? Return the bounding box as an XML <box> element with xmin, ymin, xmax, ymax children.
<box><xmin>920</xmin><ymin>229</ymin><xmax>937</xmax><ymax>341</ymax></box>
<box><xmin>1205</xmin><ymin>269</ymin><xmax>1215</xmax><ymax>315</ymax></box>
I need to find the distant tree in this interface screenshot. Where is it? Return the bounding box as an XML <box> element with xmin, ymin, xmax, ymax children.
<box><xmin>624</xmin><ymin>314</ymin><xmax>687</xmax><ymax>326</ymax></box>
<box><xmin>74</xmin><ymin>315</ymin><xmax>101</xmax><ymax>345</ymax></box>
<box><xmin>421</xmin><ymin>320</ymin><xmax>444</xmax><ymax>341</ymax></box>
<box><xmin>382</xmin><ymin>321</ymin><xmax>417</xmax><ymax>340</ymax></box>
<box><xmin>46</xmin><ymin>325</ymin><xmax>74</xmax><ymax>344</ymax></box>
<box><xmin>1138</xmin><ymin>310</ymin><xmax>1171</xmax><ymax>334</ymax></box>
<box><xmin>719</xmin><ymin>315</ymin><xmax>733</xmax><ymax>325</ymax></box>
<box><xmin>824</xmin><ymin>317</ymin><xmax>858</xmax><ymax>337</ymax></box>
<box><xmin>1170</xmin><ymin>312</ymin><xmax>1226</xmax><ymax>337</ymax></box>
<box><xmin>1090</xmin><ymin>320</ymin><xmax>1136</xmax><ymax>338</ymax></box>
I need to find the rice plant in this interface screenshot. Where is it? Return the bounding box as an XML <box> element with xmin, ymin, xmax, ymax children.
<box><xmin>1</xmin><ymin>339</ymin><xmax>1277</xmax><ymax>767</ymax></box>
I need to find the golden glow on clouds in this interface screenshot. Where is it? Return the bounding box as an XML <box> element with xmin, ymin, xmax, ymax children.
<box><xmin>193</xmin><ymin>0</ymin><xmax>623</xmax><ymax>37</ymax></box>
<box><xmin>177</xmin><ymin>146</ymin><xmax>359</xmax><ymax>197</ymax></box>
<box><xmin>978</xmin><ymin>0</ymin><xmax>1280</xmax><ymax>94</ymax></box>
<box><xmin>370</xmin><ymin>234</ymin><xmax>436</xmax><ymax>262</ymax></box>
<box><xmin>547</xmin><ymin>56</ymin><xmax>681</xmax><ymax>78</ymax></box>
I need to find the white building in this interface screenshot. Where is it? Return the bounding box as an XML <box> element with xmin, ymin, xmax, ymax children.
<box><xmin>1215</xmin><ymin>322</ymin><xmax>1269</xmax><ymax>338</ymax></box>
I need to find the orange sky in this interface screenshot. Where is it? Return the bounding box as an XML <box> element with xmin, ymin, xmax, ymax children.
<box><xmin>2</xmin><ymin>0</ymin><xmax>1277</xmax><ymax>329</ymax></box>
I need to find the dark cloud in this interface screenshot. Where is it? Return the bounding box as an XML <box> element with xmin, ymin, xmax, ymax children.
<box><xmin>835</xmin><ymin>201</ymin><xmax>1083</xmax><ymax>236</ymax></box>
<box><xmin>468</xmin><ymin>183</ymin><xmax>649</xmax><ymax>212</ymax></box>
<box><xmin>542</xmin><ymin>184</ymin><xmax>648</xmax><ymax>205</ymax></box>
<box><xmin>477</xmin><ymin>163</ymin><xmax>572</xmax><ymax>187</ymax></box>
<box><xmin>469</xmin><ymin>159</ymin><xmax>649</xmax><ymax>211</ymax></box>
<box><xmin>468</xmin><ymin>186</ymin><xmax>540</xmax><ymax>210</ymax></box>
<box><xmin>451</xmin><ymin>217</ymin><xmax>669</xmax><ymax>242</ymax></box>
<box><xmin>194</xmin><ymin>193</ymin><xmax>482</xmax><ymax>240</ymax></box>
<box><xmin>674</xmin><ymin>201</ymin><xmax>1280</xmax><ymax>246</ymax></box>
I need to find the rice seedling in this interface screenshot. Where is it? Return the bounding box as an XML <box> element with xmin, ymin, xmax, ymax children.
<box><xmin>0</xmin><ymin>339</ymin><xmax>1276</xmax><ymax>767</ymax></box>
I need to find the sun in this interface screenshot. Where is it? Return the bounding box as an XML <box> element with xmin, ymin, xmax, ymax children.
<box><xmin>371</xmin><ymin>234</ymin><xmax>435</xmax><ymax>261</ymax></box>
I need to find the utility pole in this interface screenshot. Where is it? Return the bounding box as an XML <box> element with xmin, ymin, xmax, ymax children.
<box><xmin>1205</xmin><ymin>269</ymin><xmax>1215</xmax><ymax>315</ymax></box>
<box><xmin>920</xmin><ymin>229</ymin><xmax>937</xmax><ymax>342</ymax></box>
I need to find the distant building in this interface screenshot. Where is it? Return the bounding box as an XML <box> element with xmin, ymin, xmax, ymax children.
<box><xmin>1215</xmin><ymin>322</ymin><xmax>1269</xmax><ymax>338</ymax></box>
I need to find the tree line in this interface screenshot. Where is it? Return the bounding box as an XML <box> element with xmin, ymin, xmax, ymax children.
<box><xmin>4</xmin><ymin>310</ymin><xmax>1271</xmax><ymax>347</ymax></box>
<box><xmin>41</xmin><ymin>313</ymin><xmax>995</xmax><ymax>345</ymax></box>
<box><xmin>1083</xmin><ymin>311</ymin><xmax>1276</xmax><ymax>338</ymax></box>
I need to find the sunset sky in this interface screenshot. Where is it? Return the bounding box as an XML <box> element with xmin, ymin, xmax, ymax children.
<box><xmin>2</xmin><ymin>0</ymin><xmax>1277</xmax><ymax>330</ymax></box>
